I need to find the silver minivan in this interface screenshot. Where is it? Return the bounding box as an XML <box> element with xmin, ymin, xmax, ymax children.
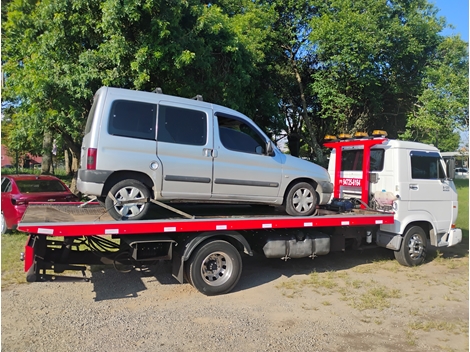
<box><xmin>77</xmin><ymin>87</ymin><xmax>333</xmax><ymax>220</ymax></box>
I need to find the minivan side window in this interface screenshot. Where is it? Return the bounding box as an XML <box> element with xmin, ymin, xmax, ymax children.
<box><xmin>217</xmin><ymin>115</ymin><xmax>266</xmax><ymax>155</ymax></box>
<box><xmin>341</xmin><ymin>149</ymin><xmax>384</xmax><ymax>171</ymax></box>
<box><xmin>157</xmin><ymin>106</ymin><xmax>207</xmax><ymax>146</ymax></box>
<box><xmin>108</xmin><ymin>100</ymin><xmax>157</xmax><ymax>140</ymax></box>
<box><xmin>410</xmin><ymin>151</ymin><xmax>446</xmax><ymax>179</ymax></box>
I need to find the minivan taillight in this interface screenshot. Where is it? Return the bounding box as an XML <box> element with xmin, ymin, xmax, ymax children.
<box><xmin>87</xmin><ymin>148</ymin><xmax>97</xmax><ymax>170</ymax></box>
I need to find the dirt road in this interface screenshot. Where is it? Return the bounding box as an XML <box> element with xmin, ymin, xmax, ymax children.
<box><xmin>2</xmin><ymin>242</ymin><xmax>468</xmax><ymax>352</ymax></box>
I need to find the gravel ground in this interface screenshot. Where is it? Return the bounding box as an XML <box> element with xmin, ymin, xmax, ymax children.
<box><xmin>2</xmin><ymin>243</ymin><xmax>468</xmax><ymax>352</ymax></box>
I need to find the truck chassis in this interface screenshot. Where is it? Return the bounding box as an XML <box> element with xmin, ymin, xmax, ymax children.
<box><xmin>19</xmin><ymin>202</ymin><xmax>394</xmax><ymax>295</ymax></box>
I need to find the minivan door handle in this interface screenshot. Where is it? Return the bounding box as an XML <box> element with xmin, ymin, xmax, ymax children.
<box><xmin>409</xmin><ymin>184</ymin><xmax>418</xmax><ymax>190</ymax></box>
<box><xmin>203</xmin><ymin>148</ymin><xmax>213</xmax><ymax>158</ymax></box>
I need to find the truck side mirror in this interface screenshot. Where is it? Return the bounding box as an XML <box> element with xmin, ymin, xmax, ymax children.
<box><xmin>446</xmin><ymin>158</ymin><xmax>455</xmax><ymax>179</ymax></box>
<box><xmin>266</xmin><ymin>141</ymin><xmax>275</xmax><ymax>156</ymax></box>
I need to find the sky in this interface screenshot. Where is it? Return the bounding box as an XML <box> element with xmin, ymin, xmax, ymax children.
<box><xmin>432</xmin><ymin>0</ymin><xmax>469</xmax><ymax>42</ymax></box>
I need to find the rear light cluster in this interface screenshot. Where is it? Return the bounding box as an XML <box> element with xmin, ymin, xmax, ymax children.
<box><xmin>12</xmin><ymin>198</ymin><xmax>27</xmax><ymax>206</ymax></box>
<box><xmin>86</xmin><ymin>148</ymin><xmax>97</xmax><ymax>170</ymax></box>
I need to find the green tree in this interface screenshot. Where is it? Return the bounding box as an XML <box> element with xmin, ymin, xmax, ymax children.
<box><xmin>308</xmin><ymin>0</ymin><xmax>444</xmax><ymax>137</ymax></box>
<box><xmin>2</xmin><ymin>0</ymin><xmax>277</xmax><ymax>187</ymax></box>
<box><xmin>402</xmin><ymin>36</ymin><xmax>469</xmax><ymax>151</ymax></box>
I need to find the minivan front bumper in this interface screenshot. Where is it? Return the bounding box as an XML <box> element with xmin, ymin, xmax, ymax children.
<box><xmin>316</xmin><ymin>181</ymin><xmax>334</xmax><ymax>205</ymax></box>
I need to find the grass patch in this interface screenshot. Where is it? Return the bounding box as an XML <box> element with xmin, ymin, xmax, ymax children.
<box><xmin>1</xmin><ymin>232</ymin><xmax>30</xmax><ymax>288</ymax></box>
<box><xmin>454</xmin><ymin>179</ymin><xmax>469</xmax><ymax>239</ymax></box>
<box><xmin>349</xmin><ymin>285</ymin><xmax>402</xmax><ymax>311</ymax></box>
<box><xmin>408</xmin><ymin>319</ymin><xmax>468</xmax><ymax>334</ymax></box>
<box><xmin>276</xmin><ymin>270</ymin><xmax>403</xmax><ymax>311</ymax></box>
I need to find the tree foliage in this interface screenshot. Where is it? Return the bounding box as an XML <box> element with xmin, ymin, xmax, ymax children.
<box><xmin>2</xmin><ymin>0</ymin><xmax>468</xmax><ymax>183</ymax></box>
<box><xmin>401</xmin><ymin>36</ymin><xmax>469</xmax><ymax>151</ymax></box>
<box><xmin>308</xmin><ymin>0</ymin><xmax>444</xmax><ymax>138</ymax></box>
<box><xmin>2</xmin><ymin>0</ymin><xmax>277</xmax><ymax>178</ymax></box>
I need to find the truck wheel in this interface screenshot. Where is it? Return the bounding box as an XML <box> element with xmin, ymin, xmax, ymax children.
<box><xmin>1</xmin><ymin>212</ymin><xmax>8</xmax><ymax>235</ymax></box>
<box><xmin>285</xmin><ymin>182</ymin><xmax>317</xmax><ymax>216</ymax></box>
<box><xmin>105</xmin><ymin>179</ymin><xmax>150</xmax><ymax>221</ymax></box>
<box><xmin>394</xmin><ymin>226</ymin><xmax>427</xmax><ymax>266</ymax></box>
<box><xmin>187</xmin><ymin>240</ymin><xmax>242</xmax><ymax>296</ymax></box>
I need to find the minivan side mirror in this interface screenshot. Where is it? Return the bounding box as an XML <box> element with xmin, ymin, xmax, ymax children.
<box><xmin>446</xmin><ymin>158</ymin><xmax>455</xmax><ymax>179</ymax></box>
<box><xmin>266</xmin><ymin>141</ymin><xmax>275</xmax><ymax>156</ymax></box>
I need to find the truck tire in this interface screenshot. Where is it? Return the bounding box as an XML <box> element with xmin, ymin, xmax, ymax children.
<box><xmin>394</xmin><ymin>226</ymin><xmax>427</xmax><ymax>266</ymax></box>
<box><xmin>187</xmin><ymin>240</ymin><xmax>242</xmax><ymax>296</ymax></box>
<box><xmin>285</xmin><ymin>182</ymin><xmax>317</xmax><ymax>216</ymax></box>
<box><xmin>105</xmin><ymin>179</ymin><xmax>151</xmax><ymax>221</ymax></box>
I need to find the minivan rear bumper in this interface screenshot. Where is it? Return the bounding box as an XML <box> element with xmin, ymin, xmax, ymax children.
<box><xmin>77</xmin><ymin>170</ymin><xmax>112</xmax><ymax>195</ymax></box>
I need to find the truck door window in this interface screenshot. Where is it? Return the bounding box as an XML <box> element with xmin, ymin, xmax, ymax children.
<box><xmin>108</xmin><ymin>100</ymin><xmax>157</xmax><ymax>140</ymax></box>
<box><xmin>410</xmin><ymin>151</ymin><xmax>446</xmax><ymax>179</ymax></box>
<box><xmin>217</xmin><ymin>116</ymin><xmax>265</xmax><ymax>155</ymax></box>
<box><xmin>341</xmin><ymin>149</ymin><xmax>384</xmax><ymax>171</ymax></box>
<box><xmin>157</xmin><ymin>106</ymin><xmax>207</xmax><ymax>146</ymax></box>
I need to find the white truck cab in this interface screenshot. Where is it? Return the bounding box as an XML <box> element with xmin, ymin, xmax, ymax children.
<box><xmin>325</xmin><ymin>132</ymin><xmax>462</xmax><ymax>266</ymax></box>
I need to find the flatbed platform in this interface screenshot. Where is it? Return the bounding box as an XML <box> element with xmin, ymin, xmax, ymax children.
<box><xmin>18</xmin><ymin>203</ymin><xmax>395</xmax><ymax>237</ymax></box>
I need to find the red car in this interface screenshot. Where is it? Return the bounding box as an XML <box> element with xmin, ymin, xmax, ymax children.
<box><xmin>1</xmin><ymin>175</ymin><xmax>80</xmax><ymax>234</ymax></box>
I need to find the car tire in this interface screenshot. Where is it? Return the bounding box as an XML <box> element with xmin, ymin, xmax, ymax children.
<box><xmin>1</xmin><ymin>212</ymin><xmax>8</xmax><ymax>235</ymax></box>
<box><xmin>285</xmin><ymin>182</ymin><xmax>317</xmax><ymax>216</ymax></box>
<box><xmin>187</xmin><ymin>240</ymin><xmax>242</xmax><ymax>296</ymax></box>
<box><xmin>394</xmin><ymin>225</ymin><xmax>427</xmax><ymax>266</ymax></box>
<box><xmin>105</xmin><ymin>179</ymin><xmax>151</xmax><ymax>221</ymax></box>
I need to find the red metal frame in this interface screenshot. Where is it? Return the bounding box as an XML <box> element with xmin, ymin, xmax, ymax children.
<box><xmin>18</xmin><ymin>212</ymin><xmax>394</xmax><ymax>237</ymax></box>
<box><xmin>324</xmin><ymin>138</ymin><xmax>387</xmax><ymax>208</ymax></box>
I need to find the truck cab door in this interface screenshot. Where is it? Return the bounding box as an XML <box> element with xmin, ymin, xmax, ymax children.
<box><xmin>407</xmin><ymin>151</ymin><xmax>453</xmax><ymax>233</ymax></box>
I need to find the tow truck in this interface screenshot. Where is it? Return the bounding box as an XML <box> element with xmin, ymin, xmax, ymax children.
<box><xmin>18</xmin><ymin>131</ymin><xmax>462</xmax><ymax>295</ymax></box>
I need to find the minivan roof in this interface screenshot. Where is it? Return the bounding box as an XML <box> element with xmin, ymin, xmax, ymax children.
<box><xmin>102</xmin><ymin>86</ymin><xmax>251</xmax><ymax>121</ymax></box>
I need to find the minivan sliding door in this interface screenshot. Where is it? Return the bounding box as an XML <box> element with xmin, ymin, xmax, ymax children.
<box><xmin>157</xmin><ymin>104</ymin><xmax>213</xmax><ymax>199</ymax></box>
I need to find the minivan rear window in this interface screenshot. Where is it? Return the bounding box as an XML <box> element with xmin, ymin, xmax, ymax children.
<box><xmin>84</xmin><ymin>93</ymin><xmax>100</xmax><ymax>135</ymax></box>
<box><xmin>108</xmin><ymin>100</ymin><xmax>157</xmax><ymax>140</ymax></box>
<box><xmin>157</xmin><ymin>106</ymin><xmax>207</xmax><ymax>146</ymax></box>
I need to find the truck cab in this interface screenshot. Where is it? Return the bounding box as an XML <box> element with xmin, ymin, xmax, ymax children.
<box><xmin>325</xmin><ymin>132</ymin><xmax>462</xmax><ymax>265</ymax></box>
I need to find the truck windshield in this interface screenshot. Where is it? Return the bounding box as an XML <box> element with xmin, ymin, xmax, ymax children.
<box><xmin>341</xmin><ymin>149</ymin><xmax>384</xmax><ymax>171</ymax></box>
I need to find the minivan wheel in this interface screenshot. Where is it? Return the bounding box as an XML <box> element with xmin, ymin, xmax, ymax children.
<box><xmin>285</xmin><ymin>182</ymin><xmax>317</xmax><ymax>216</ymax></box>
<box><xmin>105</xmin><ymin>179</ymin><xmax>151</xmax><ymax>221</ymax></box>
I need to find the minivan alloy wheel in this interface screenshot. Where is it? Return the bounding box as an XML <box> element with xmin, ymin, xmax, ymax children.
<box><xmin>105</xmin><ymin>179</ymin><xmax>151</xmax><ymax>221</ymax></box>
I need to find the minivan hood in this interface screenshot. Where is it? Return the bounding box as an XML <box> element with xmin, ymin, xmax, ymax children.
<box><xmin>282</xmin><ymin>154</ymin><xmax>331</xmax><ymax>181</ymax></box>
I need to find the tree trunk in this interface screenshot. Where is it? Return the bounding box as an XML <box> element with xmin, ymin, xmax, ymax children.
<box><xmin>292</xmin><ymin>64</ymin><xmax>326</xmax><ymax>165</ymax></box>
<box><xmin>41</xmin><ymin>131</ymin><xmax>53</xmax><ymax>175</ymax></box>
<box><xmin>57</xmin><ymin>130</ymin><xmax>82</xmax><ymax>195</ymax></box>
<box><xmin>287</xmin><ymin>133</ymin><xmax>301</xmax><ymax>157</ymax></box>
<box><xmin>68</xmin><ymin>150</ymin><xmax>81</xmax><ymax>196</ymax></box>
<box><xmin>64</xmin><ymin>148</ymin><xmax>71</xmax><ymax>175</ymax></box>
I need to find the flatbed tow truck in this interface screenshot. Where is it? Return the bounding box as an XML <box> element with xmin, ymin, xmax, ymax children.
<box><xmin>18</xmin><ymin>133</ymin><xmax>462</xmax><ymax>295</ymax></box>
